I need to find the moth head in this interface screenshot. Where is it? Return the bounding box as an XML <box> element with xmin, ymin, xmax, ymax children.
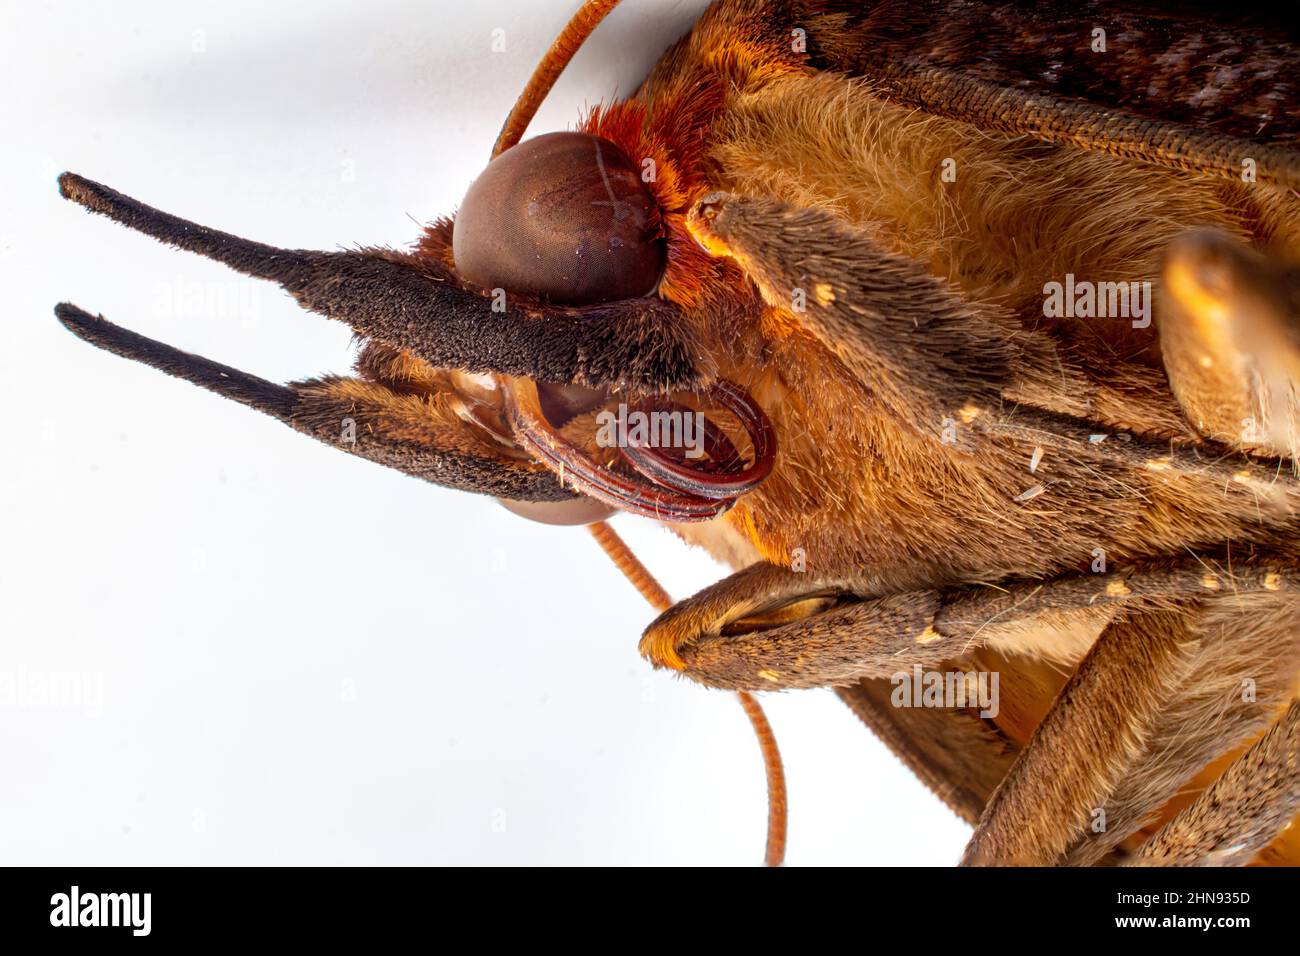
<box><xmin>51</xmin><ymin>0</ymin><xmax>788</xmax><ymax>861</ymax></box>
<box><xmin>438</xmin><ymin>133</ymin><xmax>773</xmax><ymax>526</ymax></box>
<box><xmin>453</xmin><ymin>131</ymin><xmax>665</xmax><ymax>306</ymax></box>
<box><xmin>54</xmin><ymin>1</ymin><xmax>775</xmax><ymax>529</ymax></box>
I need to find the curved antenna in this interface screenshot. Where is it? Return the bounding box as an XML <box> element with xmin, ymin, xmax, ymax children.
<box><xmin>735</xmin><ymin>690</ymin><xmax>788</xmax><ymax>868</ymax></box>
<box><xmin>500</xmin><ymin>3</ymin><xmax>790</xmax><ymax>862</ymax></box>
<box><xmin>491</xmin><ymin>0</ymin><xmax>623</xmax><ymax>157</ymax></box>
<box><xmin>588</xmin><ymin>521</ymin><xmax>789</xmax><ymax>867</ymax></box>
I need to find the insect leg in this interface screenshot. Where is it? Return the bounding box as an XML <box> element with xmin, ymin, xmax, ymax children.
<box><xmin>1159</xmin><ymin>230</ymin><xmax>1300</xmax><ymax>460</ymax></box>
<box><xmin>961</xmin><ymin>609</ymin><xmax>1201</xmax><ymax>866</ymax></box>
<box><xmin>645</xmin><ymin>558</ymin><xmax>1297</xmax><ymax>690</ymax></box>
<box><xmin>1126</xmin><ymin>701</ymin><xmax>1300</xmax><ymax>867</ymax></box>
<box><xmin>684</xmin><ymin>193</ymin><xmax>1014</xmax><ymax>438</ymax></box>
<box><xmin>964</xmin><ymin>586</ymin><xmax>1300</xmax><ymax>866</ymax></box>
<box><xmin>1062</xmin><ymin>589</ymin><xmax>1300</xmax><ymax>865</ymax></box>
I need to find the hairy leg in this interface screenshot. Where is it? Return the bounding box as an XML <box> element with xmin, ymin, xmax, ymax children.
<box><xmin>643</xmin><ymin>557</ymin><xmax>1296</xmax><ymax>690</ymax></box>
<box><xmin>1064</xmin><ymin>590</ymin><xmax>1300</xmax><ymax>864</ymax></box>
<box><xmin>965</xmin><ymin>590</ymin><xmax>1299</xmax><ymax>866</ymax></box>
<box><xmin>1127</xmin><ymin>701</ymin><xmax>1300</xmax><ymax>867</ymax></box>
<box><xmin>961</xmin><ymin>610</ymin><xmax>1200</xmax><ymax>866</ymax></box>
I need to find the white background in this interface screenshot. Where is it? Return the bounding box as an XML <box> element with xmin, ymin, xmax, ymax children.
<box><xmin>0</xmin><ymin>0</ymin><xmax>967</xmax><ymax>864</ymax></box>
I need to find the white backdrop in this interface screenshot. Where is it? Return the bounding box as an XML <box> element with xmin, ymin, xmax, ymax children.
<box><xmin>0</xmin><ymin>0</ymin><xmax>967</xmax><ymax>864</ymax></box>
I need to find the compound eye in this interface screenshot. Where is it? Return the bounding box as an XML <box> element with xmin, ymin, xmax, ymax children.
<box><xmin>452</xmin><ymin>131</ymin><xmax>664</xmax><ymax>306</ymax></box>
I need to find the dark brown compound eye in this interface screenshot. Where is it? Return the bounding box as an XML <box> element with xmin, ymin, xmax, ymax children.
<box><xmin>452</xmin><ymin>131</ymin><xmax>665</xmax><ymax>305</ymax></box>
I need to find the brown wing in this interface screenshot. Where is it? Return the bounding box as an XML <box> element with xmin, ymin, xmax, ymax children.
<box><xmin>835</xmin><ymin>677</ymin><xmax>1015</xmax><ymax>827</ymax></box>
<box><xmin>805</xmin><ymin>0</ymin><xmax>1300</xmax><ymax>185</ymax></box>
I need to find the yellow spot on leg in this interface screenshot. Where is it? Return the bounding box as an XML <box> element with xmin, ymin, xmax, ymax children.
<box><xmin>757</xmin><ymin>669</ymin><xmax>781</xmax><ymax>683</ymax></box>
<box><xmin>1106</xmin><ymin>580</ymin><xmax>1132</xmax><ymax>597</ymax></box>
<box><xmin>1200</xmin><ymin>574</ymin><xmax>1221</xmax><ymax>591</ymax></box>
<box><xmin>813</xmin><ymin>282</ymin><xmax>836</xmax><ymax>306</ymax></box>
<box><xmin>916</xmin><ymin>625</ymin><xmax>943</xmax><ymax>645</ymax></box>
<box><xmin>1262</xmin><ymin>573</ymin><xmax>1282</xmax><ymax>592</ymax></box>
